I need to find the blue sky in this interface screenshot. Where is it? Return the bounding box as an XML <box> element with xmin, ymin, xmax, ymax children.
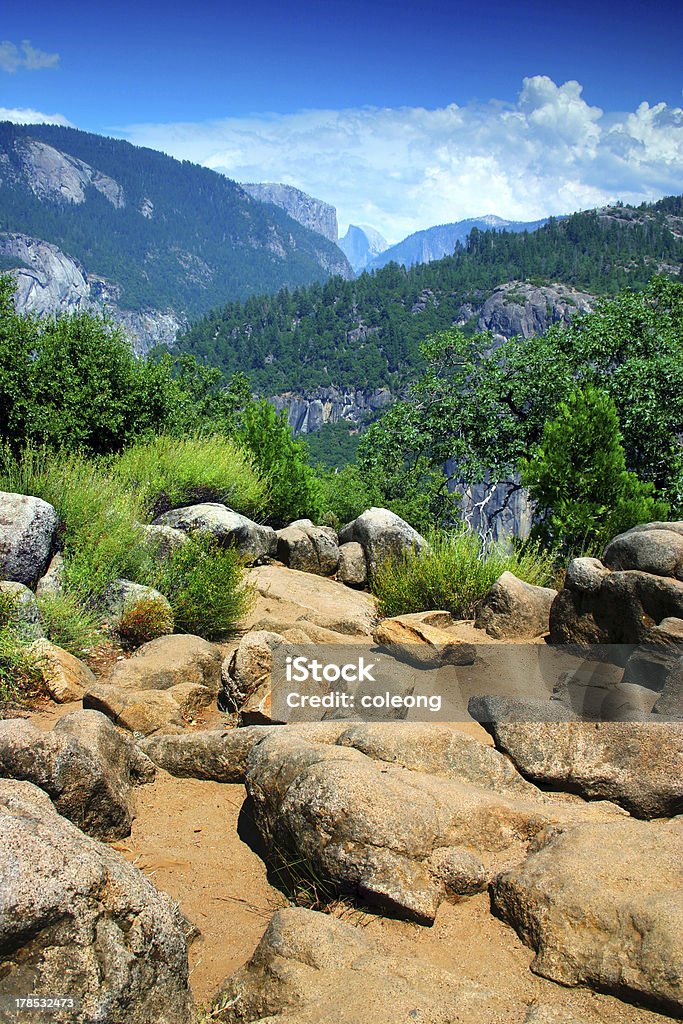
<box><xmin>2</xmin><ymin>0</ymin><xmax>682</xmax><ymax>241</ymax></box>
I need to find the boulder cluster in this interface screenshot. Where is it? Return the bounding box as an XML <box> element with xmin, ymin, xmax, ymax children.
<box><xmin>1</xmin><ymin>491</ymin><xmax>682</xmax><ymax>1022</ymax></box>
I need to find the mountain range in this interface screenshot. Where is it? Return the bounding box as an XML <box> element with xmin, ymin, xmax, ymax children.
<box><xmin>0</xmin><ymin>122</ymin><xmax>351</xmax><ymax>352</ymax></box>
<box><xmin>367</xmin><ymin>214</ymin><xmax>549</xmax><ymax>270</ymax></box>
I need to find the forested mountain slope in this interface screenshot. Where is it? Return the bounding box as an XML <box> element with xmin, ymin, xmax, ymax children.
<box><xmin>174</xmin><ymin>196</ymin><xmax>683</xmax><ymax>393</ymax></box>
<box><xmin>0</xmin><ymin>123</ymin><xmax>351</xmax><ymax>326</ymax></box>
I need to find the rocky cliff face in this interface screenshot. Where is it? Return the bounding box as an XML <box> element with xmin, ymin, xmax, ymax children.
<box><xmin>270</xmin><ymin>387</ymin><xmax>393</xmax><ymax>435</ymax></box>
<box><xmin>476</xmin><ymin>281</ymin><xmax>594</xmax><ymax>344</ymax></box>
<box><xmin>242</xmin><ymin>183</ymin><xmax>339</xmax><ymax>244</ymax></box>
<box><xmin>0</xmin><ymin>233</ymin><xmax>185</xmax><ymax>355</ymax></box>
<box><xmin>11</xmin><ymin>138</ymin><xmax>126</xmax><ymax>208</ymax></box>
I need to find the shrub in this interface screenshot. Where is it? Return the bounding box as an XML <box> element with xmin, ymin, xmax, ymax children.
<box><xmin>0</xmin><ymin>446</ymin><xmax>151</xmax><ymax>604</ymax></box>
<box><xmin>36</xmin><ymin>592</ymin><xmax>102</xmax><ymax>660</ymax></box>
<box><xmin>237</xmin><ymin>400</ymin><xmax>322</xmax><ymax>524</ymax></box>
<box><xmin>149</xmin><ymin>533</ymin><xmax>253</xmax><ymax>639</ymax></box>
<box><xmin>112</xmin><ymin>434</ymin><xmax>269</xmax><ymax>519</ymax></box>
<box><xmin>370</xmin><ymin>529</ymin><xmax>556</xmax><ymax>619</ymax></box>
<box><xmin>117</xmin><ymin>596</ymin><xmax>174</xmax><ymax>648</ymax></box>
<box><xmin>317</xmin><ymin>464</ymin><xmax>380</xmax><ymax>527</ymax></box>
<box><xmin>0</xmin><ymin>627</ymin><xmax>46</xmax><ymax>710</ymax></box>
<box><xmin>520</xmin><ymin>387</ymin><xmax>669</xmax><ymax>558</ymax></box>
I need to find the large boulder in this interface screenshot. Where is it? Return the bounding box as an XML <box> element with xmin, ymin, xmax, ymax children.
<box><xmin>491</xmin><ymin>818</ymin><xmax>683</xmax><ymax>1015</ymax></box>
<box><xmin>30</xmin><ymin>639</ymin><xmax>96</xmax><ymax>703</ymax></box>
<box><xmin>475</xmin><ymin>572</ymin><xmax>557</xmax><ymax>639</ymax></box>
<box><xmin>210</xmin><ymin>906</ymin><xmax>501</xmax><ymax>1023</ymax></box>
<box><xmin>0</xmin><ymin>779</ymin><xmax>193</xmax><ymax>1023</ymax></box>
<box><xmin>603</xmin><ymin>522</ymin><xmax>683</xmax><ymax>579</ymax></box>
<box><xmin>245</xmin><ymin>564</ymin><xmax>376</xmax><ymax>636</ymax></box>
<box><xmin>0</xmin><ymin>711</ymin><xmax>154</xmax><ymax>839</ymax></box>
<box><xmin>472</xmin><ymin>706</ymin><xmax>683</xmax><ymax>818</ymax></box>
<box><xmin>0</xmin><ymin>492</ymin><xmax>59</xmax><ymax>587</ymax></box>
<box><xmin>152</xmin><ymin>503</ymin><xmax>276</xmax><ymax>563</ymax></box>
<box><xmin>338</xmin><ymin>507</ymin><xmax>428</xmax><ymax>571</ymax></box>
<box><xmin>244</xmin><ymin>729</ymin><xmax>621</xmax><ymax>923</ymax></box>
<box><xmin>550</xmin><ymin>559</ymin><xmax>683</xmax><ymax>645</ymax></box>
<box><xmin>276</xmin><ymin>519</ymin><xmax>339</xmax><ymax>575</ymax></box>
<box><xmin>0</xmin><ymin>581</ymin><xmax>45</xmax><ymax>639</ymax></box>
<box><xmin>83</xmin><ymin>679</ymin><xmax>213</xmax><ymax>736</ymax></box>
<box><xmin>108</xmin><ymin>634</ymin><xmax>222</xmax><ymax>694</ymax></box>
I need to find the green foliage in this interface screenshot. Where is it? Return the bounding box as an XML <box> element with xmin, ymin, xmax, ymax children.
<box><xmin>0</xmin><ymin>446</ymin><xmax>150</xmax><ymax>604</ymax></box>
<box><xmin>36</xmin><ymin>592</ymin><xmax>101</xmax><ymax>660</ymax></box>
<box><xmin>0</xmin><ymin>122</ymin><xmax>346</xmax><ymax>316</ymax></box>
<box><xmin>0</xmin><ymin>287</ymin><xmax>177</xmax><ymax>455</ymax></box>
<box><xmin>0</xmin><ymin>626</ymin><xmax>45</xmax><ymax>710</ymax></box>
<box><xmin>176</xmin><ymin>199</ymin><xmax>683</xmax><ymax>393</ymax></box>
<box><xmin>317</xmin><ymin>465</ymin><xmax>381</xmax><ymax>527</ymax></box>
<box><xmin>362</xmin><ymin>277</ymin><xmax>683</xmax><ymax>527</ymax></box>
<box><xmin>237</xmin><ymin>400</ymin><xmax>322</xmax><ymax>524</ymax></box>
<box><xmin>111</xmin><ymin>434</ymin><xmax>269</xmax><ymax>518</ymax></box>
<box><xmin>306</xmin><ymin>420</ymin><xmax>362</xmax><ymax>469</ymax></box>
<box><xmin>370</xmin><ymin>530</ymin><xmax>556</xmax><ymax>619</ymax></box>
<box><xmin>520</xmin><ymin>388</ymin><xmax>668</xmax><ymax>558</ymax></box>
<box><xmin>149</xmin><ymin>534</ymin><xmax>252</xmax><ymax>640</ymax></box>
<box><xmin>116</xmin><ymin>596</ymin><xmax>174</xmax><ymax>648</ymax></box>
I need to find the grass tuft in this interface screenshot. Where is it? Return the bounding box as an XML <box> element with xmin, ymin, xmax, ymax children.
<box><xmin>370</xmin><ymin>529</ymin><xmax>557</xmax><ymax>619</ymax></box>
<box><xmin>36</xmin><ymin>592</ymin><xmax>102</xmax><ymax>660</ymax></box>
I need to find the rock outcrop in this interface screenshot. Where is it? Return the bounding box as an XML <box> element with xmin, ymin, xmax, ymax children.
<box><xmin>0</xmin><ymin>711</ymin><xmax>154</xmax><ymax>839</ymax></box>
<box><xmin>475</xmin><ymin>572</ymin><xmax>557</xmax><ymax>639</ymax></box>
<box><xmin>152</xmin><ymin>504</ymin><xmax>277</xmax><ymax>563</ymax></box>
<box><xmin>244</xmin><ymin>564</ymin><xmax>376</xmax><ymax>637</ymax></box>
<box><xmin>244</xmin><ymin>727</ymin><xmax>621</xmax><ymax>923</ymax></box>
<box><xmin>211</xmin><ymin>906</ymin><xmax>500</xmax><ymax>1023</ymax></box>
<box><xmin>491</xmin><ymin>818</ymin><xmax>683</xmax><ymax>1014</ymax></box>
<box><xmin>271</xmin><ymin>385</ymin><xmax>392</xmax><ymax>435</ymax></box>
<box><xmin>476</xmin><ymin>281</ymin><xmax>594</xmax><ymax>346</ymax></box>
<box><xmin>241</xmin><ymin>182</ymin><xmax>339</xmax><ymax>243</ymax></box>
<box><xmin>550</xmin><ymin>528</ymin><xmax>683</xmax><ymax>646</ymax></box>
<box><xmin>338</xmin><ymin>507</ymin><xmax>428</xmax><ymax>572</ymax></box>
<box><xmin>0</xmin><ymin>779</ymin><xmax>193</xmax><ymax>1023</ymax></box>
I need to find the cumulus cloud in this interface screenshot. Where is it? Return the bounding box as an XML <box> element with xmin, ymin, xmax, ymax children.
<box><xmin>120</xmin><ymin>76</ymin><xmax>683</xmax><ymax>242</ymax></box>
<box><xmin>0</xmin><ymin>40</ymin><xmax>60</xmax><ymax>74</ymax></box>
<box><xmin>0</xmin><ymin>107</ymin><xmax>72</xmax><ymax>126</ymax></box>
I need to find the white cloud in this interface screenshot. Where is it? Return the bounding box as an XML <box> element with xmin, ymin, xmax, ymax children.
<box><xmin>0</xmin><ymin>40</ymin><xmax>60</xmax><ymax>74</ymax></box>
<box><xmin>0</xmin><ymin>107</ymin><xmax>72</xmax><ymax>126</ymax></box>
<box><xmin>120</xmin><ymin>76</ymin><xmax>683</xmax><ymax>243</ymax></box>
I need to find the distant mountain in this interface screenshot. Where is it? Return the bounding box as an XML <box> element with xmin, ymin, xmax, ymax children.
<box><xmin>369</xmin><ymin>215</ymin><xmax>548</xmax><ymax>270</ymax></box>
<box><xmin>241</xmin><ymin>183</ymin><xmax>339</xmax><ymax>243</ymax></box>
<box><xmin>0</xmin><ymin>123</ymin><xmax>351</xmax><ymax>352</ymax></box>
<box><xmin>339</xmin><ymin>224</ymin><xmax>388</xmax><ymax>272</ymax></box>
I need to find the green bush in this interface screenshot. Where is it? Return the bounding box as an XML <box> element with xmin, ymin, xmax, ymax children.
<box><xmin>111</xmin><ymin>434</ymin><xmax>269</xmax><ymax>518</ymax></box>
<box><xmin>36</xmin><ymin>592</ymin><xmax>101</xmax><ymax>660</ymax></box>
<box><xmin>0</xmin><ymin>446</ymin><xmax>150</xmax><ymax>604</ymax></box>
<box><xmin>149</xmin><ymin>533</ymin><xmax>253</xmax><ymax>640</ymax></box>
<box><xmin>237</xmin><ymin>400</ymin><xmax>322</xmax><ymax>524</ymax></box>
<box><xmin>370</xmin><ymin>529</ymin><xmax>556</xmax><ymax>619</ymax></box>
<box><xmin>317</xmin><ymin>465</ymin><xmax>381</xmax><ymax>527</ymax></box>
<box><xmin>0</xmin><ymin>626</ymin><xmax>46</xmax><ymax>710</ymax></box>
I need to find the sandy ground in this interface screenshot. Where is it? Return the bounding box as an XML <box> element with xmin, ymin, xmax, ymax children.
<box><xmin>25</xmin><ymin>621</ymin><xmax>676</xmax><ymax>1022</ymax></box>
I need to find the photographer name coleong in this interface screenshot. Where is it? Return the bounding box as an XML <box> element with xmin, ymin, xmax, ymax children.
<box><xmin>284</xmin><ymin>691</ymin><xmax>443</xmax><ymax>712</ymax></box>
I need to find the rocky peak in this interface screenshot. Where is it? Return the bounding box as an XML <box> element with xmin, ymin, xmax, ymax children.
<box><xmin>242</xmin><ymin>182</ymin><xmax>339</xmax><ymax>243</ymax></box>
<box><xmin>338</xmin><ymin>224</ymin><xmax>388</xmax><ymax>272</ymax></box>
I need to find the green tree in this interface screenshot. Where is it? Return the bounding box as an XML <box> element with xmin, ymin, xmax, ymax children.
<box><xmin>519</xmin><ymin>387</ymin><xmax>668</xmax><ymax>557</ymax></box>
<box><xmin>237</xmin><ymin>400</ymin><xmax>322</xmax><ymax>524</ymax></box>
